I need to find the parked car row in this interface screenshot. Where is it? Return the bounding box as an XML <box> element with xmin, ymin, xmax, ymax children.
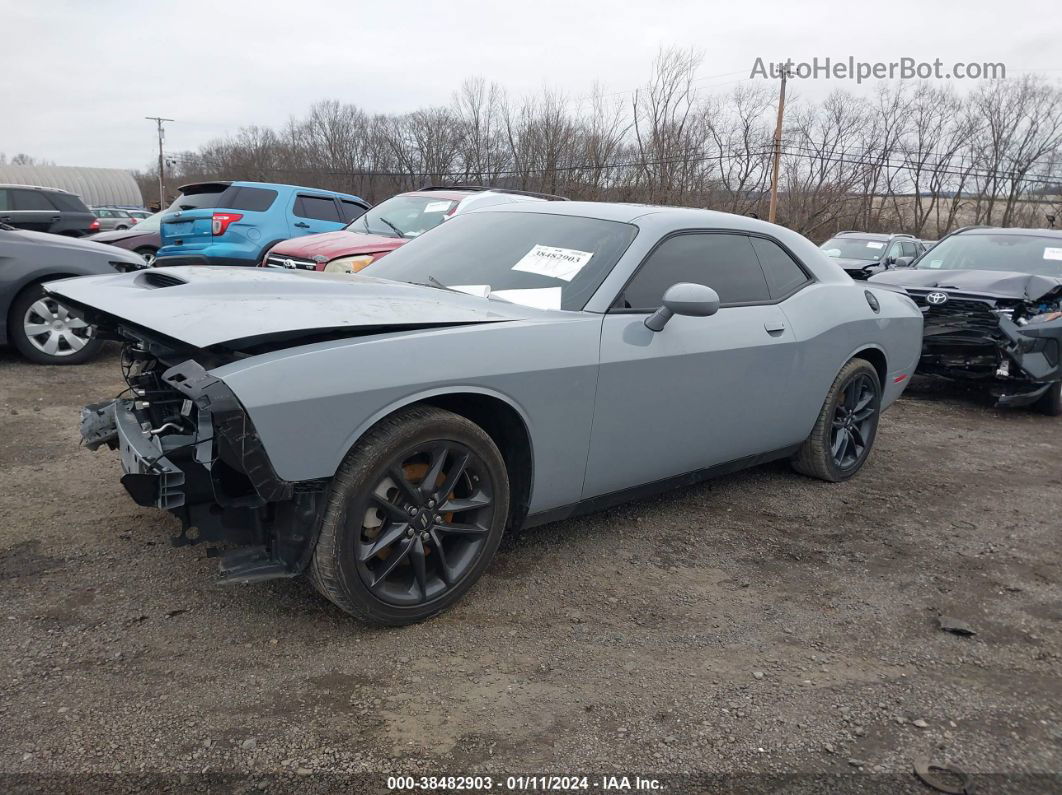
<box><xmin>60</xmin><ymin>201</ymin><xmax>923</xmax><ymax>625</ymax></box>
<box><xmin>819</xmin><ymin>231</ymin><xmax>928</xmax><ymax>279</ymax></box>
<box><xmin>5</xmin><ymin>179</ymin><xmax>1058</xmax><ymax>626</ymax></box>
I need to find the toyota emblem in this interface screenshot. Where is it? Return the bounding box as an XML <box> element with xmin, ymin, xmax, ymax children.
<box><xmin>926</xmin><ymin>292</ymin><xmax>949</xmax><ymax>305</ymax></box>
<box><xmin>283</xmin><ymin>258</ymin><xmax>296</xmax><ymax>269</ymax></box>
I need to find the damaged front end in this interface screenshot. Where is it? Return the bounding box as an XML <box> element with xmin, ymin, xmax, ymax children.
<box><xmin>906</xmin><ymin>287</ymin><xmax>1062</xmax><ymax>406</ymax></box>
<box><xmin>80</xmin><ymin>326</ymin><xmax>325</xmax><ymax>584</ymax></box>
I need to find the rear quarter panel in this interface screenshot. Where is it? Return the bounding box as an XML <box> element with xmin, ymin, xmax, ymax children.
<box><xmin>212</xmin><ymin>315</ymin><xmax>603</xmax><ymax>513</ymax></box>
<box><xmin>779</xmin><ymin>283</ymin><xmax>923</xmax><ymax>441</ymax></box>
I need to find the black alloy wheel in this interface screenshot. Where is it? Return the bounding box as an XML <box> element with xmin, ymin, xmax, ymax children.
<box><xmin>831</xmin><ymin>372</ymin><xmax>878</xmax><ymax>470</ymax></box>
<box><xmin>791</xmin><ymin>357</ymin><xmax>882</xmax><ymax>482</ymax></box>
<box><xmin>353</xmin><ymin>441</ymin><xmax>496</xmax><ymax>606</ymax></box>
<box><xmin>310</xmin><ymin>405</ymin><xmax>509</xmax><ymax>625</ymax></box>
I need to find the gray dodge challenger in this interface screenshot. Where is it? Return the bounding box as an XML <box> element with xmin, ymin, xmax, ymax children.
<box><xmin>49</xmin><ymin>202</ymin><xmax>923</xmax><ymax>625</ymax></box>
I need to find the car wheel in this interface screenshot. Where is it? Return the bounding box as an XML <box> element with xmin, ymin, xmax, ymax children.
<box><xmin>8</xmin><ymin>283</ymin><xmax>103</xmax><ymax>365</ymax></box>
<box><xmin>791</xmin><ymin>358</ymin><xmax>881</xmax><ymax>482</ymax></box>
<box><xmin>310</xmin><ymin>405</ymin><xmax>510</xmax><ymax>625</ymax></box>
<box><xmin>1035</xmin><ymin>381</ymin><xmax>1062</xmax><ymax>416</ymax></box>
<box><xmin>134</xmin><ymin>246</ymin><xmax>157</xmax><ymax>267</ymax></box>
<box><xmin>116</xmin><ymin>225</ymin><xmax>129</xmax><ymax>230</ymax></box>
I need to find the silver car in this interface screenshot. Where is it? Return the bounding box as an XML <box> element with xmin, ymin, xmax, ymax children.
<box><xmin>91</xmin><ymin>207</ymin><xmax>138</xmax><ymax>231</ymax></box>
<box><xmin>50</xmin><ymin>202</ymin><xmax>923</xmax><ymax>625</ymax></box>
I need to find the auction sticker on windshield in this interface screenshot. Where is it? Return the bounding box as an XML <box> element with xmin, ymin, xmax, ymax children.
<box><xmin>1043</xmin><ymin>247</ymin><xmax>1062</xmax><ymax>261</ymax></box>
<box><xmin>512</xmin><ymin>244</ymin><xmax>594</xmax><ymax>282</ymax></box>
<box><xmin>866</xmin><ymin>241</ymin><xmax>884</xmax><ymax>249</ymax></box>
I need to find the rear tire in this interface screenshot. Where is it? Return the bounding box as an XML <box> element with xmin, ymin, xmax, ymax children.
<box><xmin>310</xmin><ymin>405</ymin><xmax>509</xmax><ymax>625</ymax></box>
<box><xmin>8</xmin><ymin>283</ymin><xmax>103</xmax><ymax>365</ymax></box>
<box><xmin>791</xmin><ymin>358</ymin><xmax>882</xmax><ymax>482</ymax></box>
<box><xmin>1035</xmin><ymin>382</ymin><xmax>1062</xmax><ymax>416</ymax></box>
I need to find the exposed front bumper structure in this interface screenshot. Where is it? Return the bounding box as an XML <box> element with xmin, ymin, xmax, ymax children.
<box><xmin>80</xmin><ymin>359</ymin><xmax>324</xmax><ymax>583</ymax></box>
<box><xmin>908</xmin><ymin>290</ymin><xmax>1062</xmax><ymax>406</ymax></box>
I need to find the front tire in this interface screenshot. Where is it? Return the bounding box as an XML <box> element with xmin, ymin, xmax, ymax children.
<box><xmin>791</xmin><ymin>358</ymin><xmax>882</xmax><ymax>482</ymax></box>
<box><xmin>310</xmin><ymin>406</ymin><xmax>509</xmax><ymax>625</ymax></box>
<box><xmin>134</xmin><ymin>246</ymin><xmax>157</xmax><ymax>267</ymax></box>
<box><xmin>8</xmin><ymin>284</ymin><xmax>103</xmax><ymax>365</ymax></box>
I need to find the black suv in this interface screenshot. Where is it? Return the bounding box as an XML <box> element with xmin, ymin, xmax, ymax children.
<box><xmin>819</xmin><ymin>231</ymin><xmax>927</xmax><ymax>279</ymax></box>
<box><xmin>871</xmin><ymin>227</ymin><xmax>1062</xmax><ymax>414</ymax></box>
<box><xmin>0</xmin><ymin>185</ymin><xmax>98</xmax><ymax>237</ymax></box>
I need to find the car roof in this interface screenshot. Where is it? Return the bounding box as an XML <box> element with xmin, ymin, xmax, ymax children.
<box><xmin>957</xmin><ymin>226</ymin><xmax>1062</xmax><ymax>239</ymax></box>
<box><xmin>177</xmin><ymin>180</ymin><xmax>365</xmax><ymax>203</ymax></box>
<box><xmin>831</xmin><ymin>232</ymin><xmax>895</xmax><ymax>240</ymax></box>
<box><xmin>401</xmin><ymin>190</ymin><xmax>478</xmax><ymax>202</ymax></box>
<box><xmin>475</xmin><ymin>199</ymin><xmax>785</xmax><ymax>229</ymax></box>
<box><xmin>0</xmin><ymin>183</ymin><xmax>71</xmax><ymax>193</ymax></box>
<box><xmin>230</xmin><ymin>180</ymin><xmax>364</xmax><ymax>199</ymax></box>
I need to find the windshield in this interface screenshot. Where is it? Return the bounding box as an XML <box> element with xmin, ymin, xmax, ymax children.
<box><xmin>348</xmin><ymin>195</ymin><xmax>459</xmax><ymax>239</ymax></box>
<box><xmin>367</xmin><ymin>211</ymin><xmax>638</xmax><ymax>310</ymax></box>
<box><xmin>820</xmin><ymin>238</ymin><xmax>887</xmax><ymax>261</ymax></box>
<box><xmin>131</xmin><ymin>212</ymin><xmax>163</xmax><ymax>233</ymax></box>
<box><xmin>917</xmin><ymin>234</ymin><xmax>1062</xmax><ymax>277</ymax></box>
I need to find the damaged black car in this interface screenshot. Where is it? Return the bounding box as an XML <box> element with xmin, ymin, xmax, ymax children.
<box><xmin>871</xmin><ymin>227</ymin><xmax>1062</xmax><ymax>414</ymax></box>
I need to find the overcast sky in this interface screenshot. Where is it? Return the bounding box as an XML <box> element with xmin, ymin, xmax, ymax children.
<box><xmin>2</xmin><ymin>0</ymin><xmax>1058</xmax><ymax>171</ymax></box>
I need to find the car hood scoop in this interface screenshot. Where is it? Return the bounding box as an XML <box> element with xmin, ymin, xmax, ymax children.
<box><xmin>870</xmin><ymin>268</ymin><xmax>1062</xmax><ymax>301</ymax></box>
<box><xmin>44</xmin><ymin>266</ymin><xmax>547</xmax><ymax>350</ymax></box>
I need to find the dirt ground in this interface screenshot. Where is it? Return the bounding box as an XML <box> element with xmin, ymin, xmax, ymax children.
<box><xmin>0</xmin><ymin>346</ymin><xmax>1059</xmax><ymax>793</ymax></box>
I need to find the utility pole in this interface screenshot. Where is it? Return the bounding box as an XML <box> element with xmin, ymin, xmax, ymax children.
<box><xmin>145</xmin><ymin>116</ymin><xmax>173</xmax><ymax>209</ymax></box>
<box><xmin>767</xmin><ymin>64</ymin><xmax>791</xmax><ymax>225</ymax></box>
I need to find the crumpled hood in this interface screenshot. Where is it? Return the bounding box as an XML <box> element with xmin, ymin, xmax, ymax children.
<box><xmin>269</xmin><ymin>229</ymin><xmax>404</xmax><ymax>260</ymax></box>
<box><xmin>870</xmin><ymin>268</ymin><xmax>1062</xmax><ymax>301</ymax></box>
<box><xmin>9</xmin><ymin>227</ymin><xmax>138</xmax><ymax>257</ymax></box>
<box><xmin>44</xmin><ymin>266</ymin><xmax>552</xmax><ymax>350</ymax></box>
<box><xmin>88</xmin><ymin>228</ymin><xmax>155</xmax><ymax>244</ymax></box>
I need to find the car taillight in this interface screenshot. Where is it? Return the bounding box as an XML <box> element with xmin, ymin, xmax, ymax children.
<box><xmin>211</xmin><ymin>212</ymin><xmax>243</xmax><ymax>236</ymax></box>
<box><xmin>89</xmin><ymin>219</ymin><xmax>100</xmax><ymax>231</ymax></box>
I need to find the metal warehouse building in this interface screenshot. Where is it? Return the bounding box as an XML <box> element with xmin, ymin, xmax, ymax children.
<box><xmin>0</xmin><ymin>164</ymin><xmax>142</xmax><ymax>207</ymax></box>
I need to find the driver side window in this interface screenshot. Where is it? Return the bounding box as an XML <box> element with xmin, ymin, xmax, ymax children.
<box><xmin>615</xmin><ymin>232</ymin><xmax>770</xmax><ymax>310</ymax></box>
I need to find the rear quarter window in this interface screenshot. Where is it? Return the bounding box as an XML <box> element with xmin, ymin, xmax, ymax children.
<box><xmin>750</xmin><ymin>237</ymin><xmax>810</xmax><ymax>298</ymax></box>
<box><xmin>294</xmin><ymin>194</ymin><xmax>341</xmax><ymax>222</ymax></box>
<box><xmin>216</xmin><ymin>186</ymin><xmax>278</xmax><ymax>212</ymax></box>
<box><xmin>49</xmin><ymin>193</ymin><xmax>91</xmax><ymax>212</ymax></box>
<box><xmin>12</xmin><ymin>190</ymin><xmax>57</xmax><ymax>211</ymax></box>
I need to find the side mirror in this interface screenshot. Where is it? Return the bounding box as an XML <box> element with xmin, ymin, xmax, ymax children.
<box><xmin>894</xmin><ymin>256</ymin><xmax>914</xmax><ymax>268</ymax></box>
<box><xmin>645</xmin><ymin>282</ymin><xmax>721</xmax><ymax>332</ymax></box>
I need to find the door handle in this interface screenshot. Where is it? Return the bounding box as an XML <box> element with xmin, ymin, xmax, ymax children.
<box><xmin>764</xmin><ymin>321</ymin><xmax>786</xmax><ymax>334</ymax></box>
<box><xmin>294</xmin><ymin>222</ymin><xmax>310</xmax><ymax>229</ymax></box>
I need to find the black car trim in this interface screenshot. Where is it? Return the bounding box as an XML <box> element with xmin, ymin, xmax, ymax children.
<box><xmin>523</xmin><ymin>444</ymin><xmax>801</xmax><ymax>529</ymax></box>
<box><xmin>607</xmin><ymin>228</ymin><xmax>816</xmax><ymax>313</ymax></box>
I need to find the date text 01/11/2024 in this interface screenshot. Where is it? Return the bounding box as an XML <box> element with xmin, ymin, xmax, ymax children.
<box><xmin>386</xmin><ymin>775</ymin><xmax>663</xmax><ymax>791</ymax></box>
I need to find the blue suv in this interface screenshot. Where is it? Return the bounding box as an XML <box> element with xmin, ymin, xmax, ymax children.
<box><xmin>156</xmin><ymin>181</ymin><xmax>370</xmax><ymax>267</ymax></box>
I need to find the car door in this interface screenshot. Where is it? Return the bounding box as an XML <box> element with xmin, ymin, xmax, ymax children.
<box><xmin>7</xmin><ymin>189</ymin><xmax>60</xmax><ymax>232</ymax></box>
<box><xmin>583</xmin><ymin>231</ymin><xmax>801</xmax><ymax>499</ymax></box>
<box><xmin>291</xmin><ymin>194</ymin><xmax>344</xmax><ymax>238</ymax></box>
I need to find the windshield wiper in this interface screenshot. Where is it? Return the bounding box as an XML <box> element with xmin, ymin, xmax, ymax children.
<box><xmin>410</xmin><ymin>275</ymin><xmax>460</xmax><ymax>294</ymax></box>
<box><xmin>377</xmin><ymin>216</ymin><xmax>405</xmax><ymax>238</ymax></box>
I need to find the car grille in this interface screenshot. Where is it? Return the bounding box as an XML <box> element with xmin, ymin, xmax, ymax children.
<box><xmin>906</xmin><ymin>290</ymin><xmax>1004</xmax><ymax>339</ymax></box>
<box><xmin>264</xmin><ymin>254</ymin><xmax>318</xmax><ymax>271</ymax></box>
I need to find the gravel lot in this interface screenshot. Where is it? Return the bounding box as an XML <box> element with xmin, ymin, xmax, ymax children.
<box><xmin>1</xmin><ymin>347</ymin><xmax>1059</xmax><ymax>792</ymax></box>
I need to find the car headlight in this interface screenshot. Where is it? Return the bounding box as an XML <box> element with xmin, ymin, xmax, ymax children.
<box><xmin>324</xmin><ymin>255</ymin><xmax>375</xmax><ymax>274</ymax></box>
<box><xmin>1028</xmin><ymin>311</ymin><xmax>1062</xmax><ymax>324</ymax></box>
